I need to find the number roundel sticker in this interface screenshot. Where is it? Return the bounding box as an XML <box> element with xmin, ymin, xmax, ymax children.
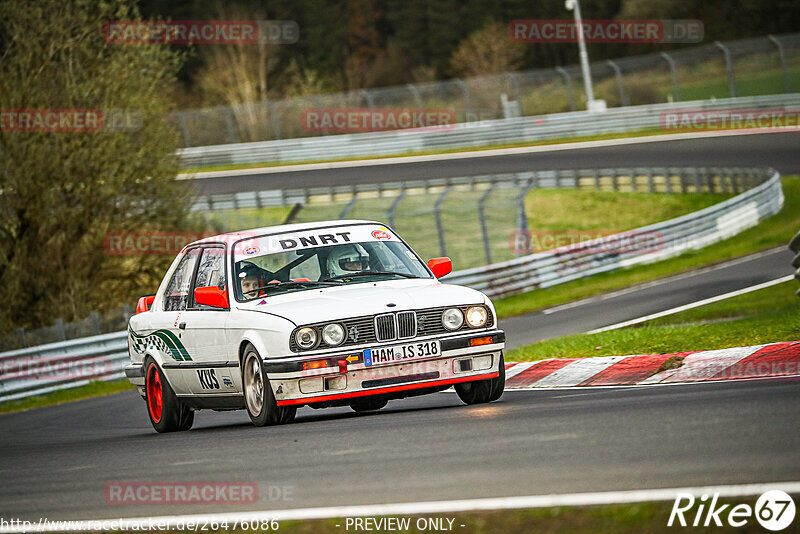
<box><xmin>372</xmin><ymin>230</ymin><xmax>391</xmax><ymax>240</ymax></box>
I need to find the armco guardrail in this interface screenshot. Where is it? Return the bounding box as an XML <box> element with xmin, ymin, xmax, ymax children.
<box><xmin>0</xmin><ymin>167</ymin><xmax>783</xmax><ymax>402</ymax></box>
<box><xmin>445</xmin><ymin>167</ymin><xmax>782</xmax><ymax>297</ymax></box>
<box><xmin>178</xmin><ymin>94</ymin><xmax>800</xmax><ymax>168</ymax></box>
<box><xmin>0</xmin><ymin>331</ymin><xmax>128</xmax><ymax>403</ymax></box>
<box><xmin>790</xmin><ymin>229</ymin><xmax>800</xmax><ymax>297</ymax></box>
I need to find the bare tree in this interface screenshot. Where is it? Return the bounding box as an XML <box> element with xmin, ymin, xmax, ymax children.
<box><xmin>450</xmin><ymin>22</ymin><xmax>525</xmax><ymax>78</ymax></box>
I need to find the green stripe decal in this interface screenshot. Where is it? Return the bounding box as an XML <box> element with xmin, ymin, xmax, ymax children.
<box><xmin>129</xmin><ymin>326</ymin><xmax>193</xmax><ymax>362</ymax></box>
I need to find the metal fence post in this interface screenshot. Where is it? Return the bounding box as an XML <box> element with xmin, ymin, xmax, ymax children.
<box><xmin>478</xmin><ymin>183</ymin><xmax>496</xmax><ymax>265</ymax></box>
<box><xmin>659</xmin><ymin>52</ymin><xmax>681</xmax><ymax>102</ymax></box>
<box><xmin>16</xmin><ymin>328</ymin><xmax>26</xmax><ymax>348</ymax></box>
<box><xmin>267</xmin><ymin>101</ymin><xmax>282</xmax><ymax>140</ymax></box>
<box><xmin>90</xmin><ymin>311</ymin><xmax>101</xmax><ymax>335</ymax></box>
<box><xmin>359</xmin><ymin>89</ymin><xmax>375</xmax><ymax>109</ymax></box>
<box><xmin>434</xmin><ymin>187</ymin><xmax>452</xmax><ymax>257</ymax></box>
<box><xmin>768</xmin><ymin>35</ymin><xmax>792</xmax><ymax>94</ymax></box>
<box><xmin>555</xmin><ymin>67</ymin><xmax>576</xmax><ymax>111</ymax></box>
<box><xmin>406</xmin><ymin>84</ymin><xmax>423</xmax><ymax>109</ymax></box>
<box><xmin>515</xmin><ymin>181</ymin><xmax>534</xmax><ymax>257</ymax></box>
<box><xmin>454</xmin><ymin>79</ymin><xmax>472</xmax><ymax>121</ymax></box>
<box><xmin>176</xmin><ymin>112</ymin><xmax>192</xmax><ymax>147</ymax></box>
<box><xmin>387</xmin><ymin>189</ymin><xmax>406</xmax><ymax>230</ymax></box>
<box><xmin>714</xmin><ymin>41</ymin><xmax>737</xmax><ymax>98</ymax></box>
<box><xmin>55</xmin><ymin>318</ymin><xmax>66</xmax><ymax>341</ymax></box>
<box><xmin>223</xmin><ymin>107</ymin><xmax>238</xmax><ymax>144</ymax></box>
<box><xmin>506</xmin><ymin>72</ymin><xmax>522</xmax><ymax>111</ymax></box>
<box><xmin>339</xmin><ymin>190</ymin><xmax>358</xmax><ymax>218</ymax></box>
<box><xmin>606</xmin><ymin>60</ymin><xmax>629</xmax><ymax>107</ymax></box>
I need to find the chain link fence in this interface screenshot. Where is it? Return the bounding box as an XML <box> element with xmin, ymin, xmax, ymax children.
<box><xmin>174</xmin><ymin>33</ymin><xmax>800</xmax><ymax>147</ymax></box>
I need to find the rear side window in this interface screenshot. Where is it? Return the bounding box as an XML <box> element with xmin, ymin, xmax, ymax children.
<box><xmin>163</xmin><ymin>249</ymin><xmax>200</xmax><ymax>311</ymax></box>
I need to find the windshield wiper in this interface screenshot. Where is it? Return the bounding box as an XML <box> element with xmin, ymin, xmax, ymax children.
<box><xmin>245</xmin><ymin>280</ymin><xmax>339</xmax><ymax>298</ymax></box>
<box><xmin>322</xmin><ymin>271</ymin><xmax>420</xmax><ymax>282</ymax></box>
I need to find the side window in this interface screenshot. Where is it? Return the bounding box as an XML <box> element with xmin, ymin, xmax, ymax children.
<box><xmin>192</xmin><ymin>247</ymin><xmax>226</xmax><ymax>309</ymax></box>
<box><xmin>163</xmin><ymin>249</ymin><xmax>200</xmax><ymax>312</ymax></box>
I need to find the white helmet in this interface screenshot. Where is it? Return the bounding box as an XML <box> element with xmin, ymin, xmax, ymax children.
<box><xmin>326</xmin><ymin>245</ymin><xmax>369</xmax><ymax>276</ymax></box>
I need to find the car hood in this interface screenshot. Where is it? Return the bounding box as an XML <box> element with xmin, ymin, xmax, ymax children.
<box><xmin>235</xmin><ymin>279</ymin><xmax>487</xmax><ymax>325</ymax></box>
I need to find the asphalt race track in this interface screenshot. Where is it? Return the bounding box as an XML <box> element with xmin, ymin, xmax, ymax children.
<box><xmin>1</xmin><ymin>377</ymin><xmax>798</xmax><ymax>521</ymax></box>
<box><xmin>1</xmin><ymin>131</ymin><xmax>798</xmax><ymax>523</ymax></box>
<box><xmin>503</xmin><ymin>247</ymin><xmax>794</xmax><ymax>348</ymax></box>
<box><xmin>188</xmin><ymin>131</ymin><xmax>800</xmax><ymax>195</ymax></box>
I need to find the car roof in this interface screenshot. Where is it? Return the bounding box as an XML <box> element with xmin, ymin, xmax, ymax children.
<box><xmin>189</xmin><ymin>219</ymin><xmax>386</xmax><ymax>247</ymax></box>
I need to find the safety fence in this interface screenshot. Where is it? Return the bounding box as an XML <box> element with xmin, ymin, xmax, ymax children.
<box><xmin>174</xmin><ymin>33</ymin><xmax>800</xmax><ymax>148</ymax></box>
<box><xmin>0</xmin><ymin>167</ymin><xmax>783</xmax><ymax>402</ymax></box>
<box><xmin>790</xmin><ymin>228</ymin><xmax>800</xmax><ymax>297</ymax></box>
<box><xmin>178</xmin><ymin>93</ymin><xmax>800</xmax><ymax>168</ymax></box>
<box><xmin>446</xmin><ymin>168</ymin><xmax>782</xmax><ymax>297</ymax></box>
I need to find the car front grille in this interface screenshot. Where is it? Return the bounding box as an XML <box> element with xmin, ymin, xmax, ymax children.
<box><xmin>289</xmin><ymin>306</ymin><xmax>494</xmax><ymax>352</ymax></box>
<box><xmin>374</xmin><ymin>314</ymin><xmax>396</xmax><ymax>342</ymax></box>
<box><xmin>397</xmin><ymin>311</ymin><xmax>416</xmax><ymax>338</ymax></box>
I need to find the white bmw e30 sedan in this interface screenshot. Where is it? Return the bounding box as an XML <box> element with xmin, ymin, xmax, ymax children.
<box><xmin>125</xmin><ymin>220</ymin><xmax>506</xmax><ymax>432</ymax></box>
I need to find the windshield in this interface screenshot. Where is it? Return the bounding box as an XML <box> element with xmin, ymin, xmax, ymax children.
<box><xmin>233</xmin><ymin>229</ymin><xmax>431</xmax><ymax>301</ymax></box>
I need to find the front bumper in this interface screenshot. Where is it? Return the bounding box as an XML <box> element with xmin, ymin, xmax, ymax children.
<box><xmin>266</xmin><ymin>330</ymin><xmax>505</xmax><ymax>407</ymax></box>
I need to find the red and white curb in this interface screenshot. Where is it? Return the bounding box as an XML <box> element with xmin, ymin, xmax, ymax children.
<box><xmin>505</xmin><ymin>341</ymin><xmax>800</xmax><ymax>389</ymax></box>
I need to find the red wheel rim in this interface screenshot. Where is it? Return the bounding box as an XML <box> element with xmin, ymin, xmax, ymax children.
<box><xmin>146</xmin><ymin>363</ymin><xmax>163</xmax><ymax>423</ymax></box>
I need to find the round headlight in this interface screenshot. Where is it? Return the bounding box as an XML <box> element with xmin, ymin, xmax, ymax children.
<box><xmin>466</xmin><ymin>306</ymin><xmax>488</xmax><ymax>327</ymax></box>
<box><xmin>295</xmin><ymin>327</ymin><xmax>317</xmax><ymax>349</ymax></box>
<box><xmin>322</xmin><ymin>323</ymin><xmax>345</xmax><ymax>346</ymax></box>
<box><xmin>442</xmin><ymin>308</ymin><xmax>464</xmax><ymax>331</ymax></box>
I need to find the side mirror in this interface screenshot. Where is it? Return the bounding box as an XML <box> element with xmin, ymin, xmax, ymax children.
<box><xmin>135</xmin><ymin>295</ymin><xmax>155</xmax><ymax>314</ymax></box>
<box><xmin>194</xmin><ymin>286</ymin><xmax>229</xmax><ymax>309</ymax></box>
<box><xmin>427</xmin><ymin>257</ymin><xmax>452</xmax><ymax>279</ymax></box>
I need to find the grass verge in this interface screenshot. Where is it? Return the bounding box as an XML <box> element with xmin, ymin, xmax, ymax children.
<box><xmin>505</xmin><ymin>280</ymin><xmax>800</xmax><ymax>362</ymax></box>
<box><xmin>0</xmin><ymin>379</ymin><xmax>134</xmax><ymax>415</ymax></box>
<box><xmin>495</xmin><ymin>176</ymin><xmax>800</xmax><ymax>318</ymax></box>
<box><xmin>213</xmin><ymin>496</ymin><xmax>779</xmax><ymax>533</ymax></box>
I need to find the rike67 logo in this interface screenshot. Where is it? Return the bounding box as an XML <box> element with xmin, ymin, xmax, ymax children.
<box><xmin>669</xmin><ymin>490</ymin><xmax>796</xmax><ymax>531</ymax></box>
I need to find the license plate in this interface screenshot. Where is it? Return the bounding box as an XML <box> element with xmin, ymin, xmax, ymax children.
<box><xmin>363</xmin><ymin>340</ymin><xmax>441</xmax><ymax>367</ymax></box>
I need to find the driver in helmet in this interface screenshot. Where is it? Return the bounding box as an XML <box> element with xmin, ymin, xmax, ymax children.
<box><xmin>326</xmin><ymin>245</ymin><xmax>370</xmax><ymax>277</ymax></box>
<box><xmin>238</xmin><ymin>263</ymin><xmax>269</xmax><ymax>299</ymax></box>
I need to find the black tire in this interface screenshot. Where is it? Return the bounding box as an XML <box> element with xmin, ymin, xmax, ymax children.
<box><xmin>488</xmin><ymin>353</ymin><xmax>506</xmax><ymax>402</ymax></box>
<box><xmin>455</xmin><ymin>353</ymin><xmax>505</xmax><ymax>405</ymax></box>
<box><xmin>144</xmin><ymin>358</ymin><xmax>194</xmax><ymax>433</ymax></box>
<box><xmin>241</xmin><ymin>344</ymin><xmax>296</xmax><ymax>426</ymax></box>
<box><xmin>454</xmin><ymin>377</ymin><xmax>493</xmax><ymax>405</ymax></box>
<box><xmin>350</xmin><ymin>397</ymin><xmax>389</xmax><ymax>413</ymax></box>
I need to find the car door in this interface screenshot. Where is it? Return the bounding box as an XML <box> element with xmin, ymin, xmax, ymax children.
<box><xmin>141</xmin><ymin>247</ymin><xmax>202</xmax><ymax>395</ymax></box>
<box><xmin>180</xmin><ymin>245</ymin><xmax>239</xmax><ymax>395</ymax></box>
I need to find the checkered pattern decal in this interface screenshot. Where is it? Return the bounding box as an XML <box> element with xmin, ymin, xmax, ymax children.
<box><xmin>128</xmin><ymin>326</ymin><xmax>192</xmax><ymax>361</ymax></box>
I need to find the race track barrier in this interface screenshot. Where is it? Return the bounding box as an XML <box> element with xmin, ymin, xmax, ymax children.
<box><xmin>178</xmin><ymin>93</ymin><xmax>800</xmax><ymax>168</ymax></box>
